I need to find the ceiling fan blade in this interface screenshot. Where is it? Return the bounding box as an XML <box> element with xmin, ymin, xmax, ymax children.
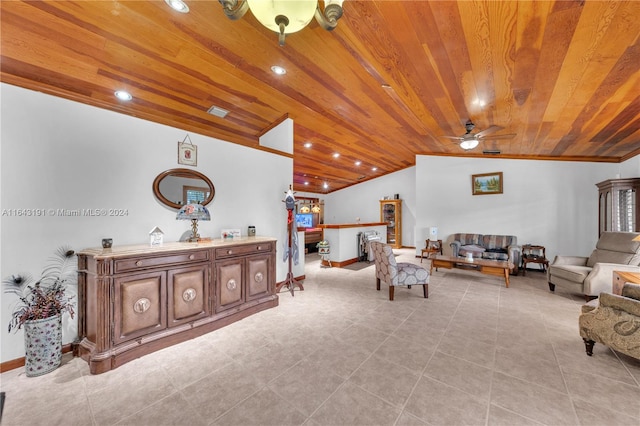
<box><xmin>475</xmin><ymin>125</ymin><xmax>504</xmax><ymax>138</ymax></box>
<box><xmin>440</xmin><ymin>136</ymin><xmax>463</xmax><ymax>140</ymax></box>
<box><xmin>478</xmin><ymin>133</ymin><xmax>517</xmax><ymax>140</ymax></box>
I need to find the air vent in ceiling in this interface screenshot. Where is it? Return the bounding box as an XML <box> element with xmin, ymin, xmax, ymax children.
<box><xmin>482</xmin><ymin>150</ymin><xmax>501</xmax><ymax>155</ymax></box>
<box><xmin>207</xmin><ymin>105</ymin><xmax>229</xmax><ymax>118</ymax></box>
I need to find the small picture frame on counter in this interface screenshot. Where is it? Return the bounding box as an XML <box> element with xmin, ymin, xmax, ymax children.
<box><xmin>221</xmin><ymin>229</ymin><xmax>241</xmax><ymax>239</ymax></box>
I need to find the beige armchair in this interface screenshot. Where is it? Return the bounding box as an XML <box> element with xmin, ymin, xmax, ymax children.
<box><xmin>370</xmin><ymin>241</ymin><xmax>429</xmax><ymax>301</ymax></box>
<box><xmin>547</xmin><ymin>231</ymin><xmax>640</xmax><ymax>301</ymax></box>
<box><xmin>579</xmin><ymin>283</ymin><xmax>640</xmax><ymax>359</ymax></box>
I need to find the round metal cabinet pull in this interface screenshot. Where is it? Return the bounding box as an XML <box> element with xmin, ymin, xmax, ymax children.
<box><xmin>226</xmin><ymin>279</ymin><xmax>237</xmax><ymax>291</ymax></box>
<box><xmin>257</xmin><ymin>246</ymin><xmax>262</xmax><ymax>250</ymax></box>
<box><xmin>182</xmin><ymin>288</ymin><xmax>197</xmax><ymax>302</ymax></box>
<box><xmin>189</xmin><ymin>254</ymin><xmax>195</xmax><ymax>260</ymax></box>
<box><xmin>135</xmin><ymin>260</ymin><xmax>142</xmax><ymax>267</ymax></box>
<box><xmin>227</xmin><ymin>250</ymin><xmax>233</xmax><ymax>255</ymax></box>
<box><xmin>133</xmin><ymin>298</ymin><xmax>151</xmax><ymax>313</ymax></box>
<box><xmin>254</xmin><ymin>272</ymin><xmax>264</xmax><ymax>283</ymax></box>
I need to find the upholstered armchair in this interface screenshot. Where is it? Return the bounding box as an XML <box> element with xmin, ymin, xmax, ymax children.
<box><xmin>579</xmin><ymin>283</ymin><xmax>640</xmax><ymax>359</ymax></box>
<box><xmin>548</xmin><ymin>231</ymin><xmax>640</xmax><ymax>301</ymax></box>
<box><xmin>370</xmin><ymin>241</ymin><xmax>429</xmax><ymax>301</ymax></box>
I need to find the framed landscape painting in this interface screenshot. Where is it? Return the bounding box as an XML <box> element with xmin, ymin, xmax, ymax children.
<box><xmin>472</xmin><ymin>172</ymin><xmax>503</xmax><ymax>195</ymax></box>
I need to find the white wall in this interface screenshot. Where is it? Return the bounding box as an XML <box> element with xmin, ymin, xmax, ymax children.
<box><xmin>0</xmin><ymin>84</ymin><xmax>292</xmax><ymax>363</ymax></box>
<box><xmin>619</xmin><ymin>156</ymin><xmax>640</xmax><ymax>178</ymax></box>
<box><xmin>319</xmin><ymin>155</ymin><xmax>639</xmax><ymax>263</ymax></box>
<box><xmin>415</xmin><ymin>156</ymin><xmax>620</xmax><ymax>260</ymax></box>
<box><xmin>324</xmin><ymin>168</ymin><xmax>417</xmax><ymax>247</ymax></box>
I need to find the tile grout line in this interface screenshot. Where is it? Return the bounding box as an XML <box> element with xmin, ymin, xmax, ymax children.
<box><xmin>393</xmin><ymin>271</ymin><xmax>470</xmax><ymax>425</ymax></box>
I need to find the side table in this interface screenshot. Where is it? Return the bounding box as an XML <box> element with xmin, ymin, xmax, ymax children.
<box><xmin>612</xmin><ymin>270</ymin><xmax>640</xmax><ymax>295</ymax></box>
<box><xmin>421</xmin><ymin>239</ymin><xmax>443</xmax><ymax>263</ymax></box>
<box><xmin>521</xmin><ymin>244</ymin><xmax>549</xmax><ymax>276</ymax></box>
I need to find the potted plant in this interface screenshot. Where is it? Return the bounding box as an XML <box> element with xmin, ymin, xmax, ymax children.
<box><xmin>3</xmin><ymin>247</ymin><xmax>76</xmax><ymax>377</ymax></box>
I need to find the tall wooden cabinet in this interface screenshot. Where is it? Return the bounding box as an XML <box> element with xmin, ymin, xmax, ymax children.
<box><xmin>597</xmin><ymin>178</ymin><xmax>640</xmax><ymax>237</ymax></box>
<box><xmin>380</xmin><ymin>199</ymin><xmax>402</xmax><ymax>248</ymax></box>
<box><xmin>75</xmin><ymin>238</ymin><xmax>277</xmax><ymax>374</ymax></box>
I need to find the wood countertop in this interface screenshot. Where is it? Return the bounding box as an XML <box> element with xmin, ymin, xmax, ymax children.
<box><xmin>319</xmin><ymin>222</ymin><xmax>387</xmax><ymax>229</ymax></box>
<box><xmin>78</xmin><ymin>236</ymin><xmax>277</xmax><ymax>259</ymax></box>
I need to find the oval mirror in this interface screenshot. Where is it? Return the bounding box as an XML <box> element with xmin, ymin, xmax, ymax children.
<box><xmin>153</xmin><ymin>168</ymin><xmax>215</xmax><ymax>210</ymax></box>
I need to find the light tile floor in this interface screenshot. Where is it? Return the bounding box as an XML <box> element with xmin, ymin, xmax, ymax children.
<box><xmin>2</xmin><ymin>249</ymin><xmax>640</xmax><ymax>426</ymax></box>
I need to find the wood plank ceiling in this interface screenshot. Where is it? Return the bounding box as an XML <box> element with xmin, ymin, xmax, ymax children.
<box><xmin>2</xmin><ymin>0</ymin><xmax>639</xmax><ymax>193</ymax></box>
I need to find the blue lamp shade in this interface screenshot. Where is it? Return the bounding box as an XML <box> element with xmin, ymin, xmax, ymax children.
<box><xmin>176</xmin><ymin>203</ymin><xmax>210</xmax><ymax>242</ymax></box>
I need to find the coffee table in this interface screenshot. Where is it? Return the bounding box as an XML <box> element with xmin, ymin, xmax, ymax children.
<box><xmin>429</xmin><ymin>255</ymin><xmax>513</xmax><ymax>287</ymax></box>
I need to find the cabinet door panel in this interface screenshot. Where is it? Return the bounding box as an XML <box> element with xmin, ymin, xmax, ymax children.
<box><xmin>247</xmin><ymin>255</ymin><xmax>270</xmax><ymax>300</ymax></box>
<box><xmin>216</xmin><ymin>260</ymin><xmax>243</xmax><ymax>311</ymax></box>
<box><xmin>168</xmin><ymin>264</ymin><xmax>209</xmax><ymax>326</ymax></box>
<box><xmin>114</xmin><ymin>271</ymin><xmax>166</xmax><ymax>344</ymax></box>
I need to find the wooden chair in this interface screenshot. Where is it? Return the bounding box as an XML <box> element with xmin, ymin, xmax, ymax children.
<box><xmin>370</xmin><ymin>241</ymin><xmax>429</xmax><ymax>301</ymax></box>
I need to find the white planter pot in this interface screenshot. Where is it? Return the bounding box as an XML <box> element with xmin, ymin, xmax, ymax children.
<box><xmin>24</xmin><ymin>314</ymin><xmax>62</xmax><ymax>377</ymax></box>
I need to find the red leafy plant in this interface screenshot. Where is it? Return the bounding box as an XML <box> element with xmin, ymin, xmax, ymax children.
<box><xmin>3</xmin><ymin>247</ymin><xmax>77</xmax><ymax>333</ymax></box>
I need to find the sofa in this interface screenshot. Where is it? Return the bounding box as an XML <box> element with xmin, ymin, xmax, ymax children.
<box><xmin>450</xmin><ymin>233</ymin><xmax>521</xmax><ymax>274</ymax></box>
<box><xmin>579</xmin><ymin>283</ymin><xmax>640</xmax><ymax>359</ymax></box>
<box><xmin>547</xmin><ymin>231</ymin><xmax>640</xmax><ymax>301</ymax></box>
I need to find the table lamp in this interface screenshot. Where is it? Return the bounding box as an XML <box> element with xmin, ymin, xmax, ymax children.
<box><xmin>176</xmin><ymin>203</ymin><xmax>210</xmax><ymax>242</ymax></box>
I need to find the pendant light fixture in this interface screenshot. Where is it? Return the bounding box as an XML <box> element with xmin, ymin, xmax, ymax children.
<box><xmin>218</xmin><ymin>0</ymin><xmax>345</xmax><ymax>46</ymax></box>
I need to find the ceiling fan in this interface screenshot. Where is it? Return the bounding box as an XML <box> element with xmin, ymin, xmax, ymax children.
<box><xmin>442</xmin><ymin>120</ymin><xmax>516</xmax><ymax>150</ymax></box>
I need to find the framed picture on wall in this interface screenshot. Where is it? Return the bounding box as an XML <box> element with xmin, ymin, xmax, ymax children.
<box><xmin>472</xmin><ymin>172</ymin><xmax>503</xmax><ymax>195</ymax></box>
<box><xmin>178</xmin><ymin>135</ymin><xmax>197</xmax><ymax>166</ymax></box>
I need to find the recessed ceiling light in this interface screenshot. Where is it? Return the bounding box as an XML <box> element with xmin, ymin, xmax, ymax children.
<box><xmin>114</xmin><ymin>90</ymin><xmax>132</xmax><ymax>101</ymax></box>
<box><xmin>323</xmin><ymin>182</ymin><xmax>329</xmax><ymax>189</ymax></box>
<box><xmin>164</xmin><ymin>0</ymin><xmax>189</xmax><ymax>13</ymax></box>
<box><xmin>304</xmin><ymin>142</ymin><xmax>312</xmax><ymax>148</ymax></box>
<box><xmin>271</xmin><ymin>65</ymin><xmax>286</xmax><ymax>75</ymax></box>
<box><xmin>355</xmin><ymin>161</ymin><xmax>361</xmax><ymax>166</ymax></box>
<box><xmin>332</xmin><ymin>153</ymin><xmax>340</xmax><ymax>158</ymax></box>
<box><xmin>372</xmin><ymin>167</ymin><xmax>378</xmax><ymax>171</ymax></box>
<box><xmin>304</xmin><ymin>182</ymin><xmax>309</xmax><ymax>186</ymax></box>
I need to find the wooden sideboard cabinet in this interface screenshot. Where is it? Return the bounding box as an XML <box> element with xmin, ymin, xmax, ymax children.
<box><xmin>75</xmin><ymin>238</ymin><xmax>277</xmax><ymax>374</ymax></box>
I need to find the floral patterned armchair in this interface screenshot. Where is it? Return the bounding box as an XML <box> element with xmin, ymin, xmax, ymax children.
<box><xmin>370</xmin><ymin>241</ymin><xmax>429</xmax><ymax>301</ymax></box>
<box><xmin>579</xmin><ymin>283</ymin><xmax>640</xmax><ymax>359</ymax></box>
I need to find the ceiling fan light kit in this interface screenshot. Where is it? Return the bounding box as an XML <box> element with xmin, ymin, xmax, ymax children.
<box><xmin>442</xmin><ymin>119</ymin><xmax>516</xmax><ymax>151</ymax></box>
<box><xmin>460</xmin><ymin>139</ymin><xmax>479</xmax><ymax>150</ymax></box>
<box><xmin>218</xmin><ymin>0</ymin><xmax>344</xmax><ymax>46</ymax></box>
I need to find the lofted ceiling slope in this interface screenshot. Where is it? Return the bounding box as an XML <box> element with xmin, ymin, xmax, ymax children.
<box><xmin>1</xmin><ymin>0</ymin><xmax>639</xmax><ymax>193</ymax></box>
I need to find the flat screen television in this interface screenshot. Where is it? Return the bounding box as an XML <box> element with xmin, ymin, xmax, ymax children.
<box><xmin>295</xmin><ymin>213</ymin><xmax>314</xmax><ymax>228</ymax></box>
